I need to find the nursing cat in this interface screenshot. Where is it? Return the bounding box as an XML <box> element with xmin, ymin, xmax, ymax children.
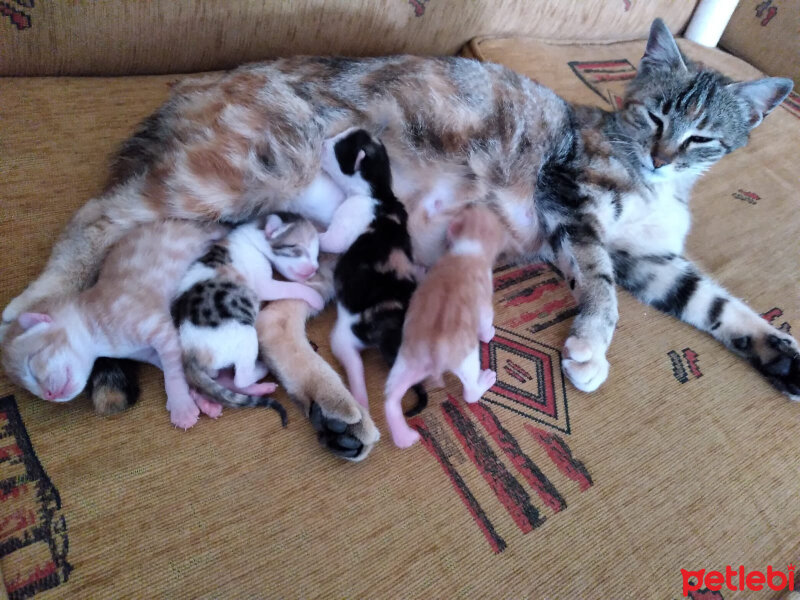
<box><xmin>4</xmin><ymin>19</ymin><xmax>796</xmax><ymax>461</ymax></box>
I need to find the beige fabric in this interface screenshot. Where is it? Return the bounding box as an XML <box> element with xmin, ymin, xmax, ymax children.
<box><xmin>1</xmin><ymin>38</ymin><xmax>800</xmax><ymax>598</ymax></box>
<box><xmin>0</xmin><ymin>0</ymin><xmax>697</xmax><ymax>76</ymax></box>
<box><xmin>720</xmin><ymin>0</ymin><xmax>800</xmax><ymax>87</ymax></box>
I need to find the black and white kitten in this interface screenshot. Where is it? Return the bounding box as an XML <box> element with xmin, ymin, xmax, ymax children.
<box><xmin>320</xmin><ymin>128</ymin><xmax>427</xmax><ymax>415</ymax></box>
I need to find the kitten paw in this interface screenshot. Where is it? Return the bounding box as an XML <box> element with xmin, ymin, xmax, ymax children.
<box><xmin>562</xmin><ymin>336</ymin><xmax>610</xmax><ymax>393</ymax></box>
<box><xmin>390</xmin><ymin>426</ymin><xmax>420</xmax><ymax>448</ymax></box>
<box><xmin>237</xmin><ymin>381</ymin><xmax>278</xmax><ymax>396</ymax></box>
<box><xmin>190</xmin><ymin>389</ymin><xmax>223</xmax><ymax>419</ymax></box>
<box><xmin>170</xmin><ymin>405</ymin><xmax>200</xmax><ymax>430</ymax></box>
<box><xmin>305</xmin><ymin>290</ymin><xmax>325</xmax><ymax>311</ymax></box>
<box><xmin>464</xmin><ymin>369</ymin><xmax>497</xmax><ymax>403</ymax></box>
<box><xmin>478</xmin><ymin>369</ymin><xmax>497</xmax><ymax>393</ymax></box>
<box><xmin>167</xmin><ymin>404</ymin><xmax>200</xmax><ymax>430</ymax></box>
<box><xmin>479</xmin><ymin>325</ymin><xmax>496</xmax><ymax>344</ymax></box>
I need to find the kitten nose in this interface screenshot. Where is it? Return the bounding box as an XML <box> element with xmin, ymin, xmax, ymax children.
<box><xmin>651</xmin><ymin>153</ymin><xmax>671</xmax><ymax>169</ymax></box>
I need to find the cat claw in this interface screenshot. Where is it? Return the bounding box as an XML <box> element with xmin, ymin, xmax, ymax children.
<box><xmin>562</xmin><ymin>336</ymin><xmax>610</xmax><ymax>392</ymax></box>
<box><xmin>170</xmin><ymin>407</ymin><xmax>200</xmax><ymax>430</ymax></box>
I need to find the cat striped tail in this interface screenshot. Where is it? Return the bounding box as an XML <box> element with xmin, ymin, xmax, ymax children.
<box><xmin>182</xmin><ymin>354</ymin><xmax>288</xmax><ymax>426</ymax></box>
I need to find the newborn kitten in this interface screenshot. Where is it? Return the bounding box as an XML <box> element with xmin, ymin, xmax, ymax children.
<box><xmin>172</xmin><ymin>213</ymin><xmax>323</xmax><ymax>421</ymax></box>
<box><xmin>1</xmin><ymin>221</ymin><xmax>223</xmax><ymax>429</ymax></box>
<box><xmin>383</xmin><ymin>205</ymin><xmax>504</xmax><ymax>447</ymax></box>
<box><xmin>319</xmin><ymin>128</ymin><xmax>427</xmax><ymax>415</ymax></box>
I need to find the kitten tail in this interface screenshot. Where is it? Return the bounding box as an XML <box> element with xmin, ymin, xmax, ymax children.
<box><xmin>183</xmin><ymin>354</ymin><xmax>288</xmax><ymax>426</ymax></box>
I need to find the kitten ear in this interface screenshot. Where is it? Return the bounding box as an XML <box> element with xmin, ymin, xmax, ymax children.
<box><xmin>264</xmin><ymin>214</ymin><xmax>287</xmax><ymax>239</ymax></box>
<box><xmin>641</xmin><ymin>18</ymin><xmax>686</xmax><ymax>73</ymax></box>
<box><xmin>727</xmin><ymin>78</ymin><xmax>793</xmax><ymax>129</ymax></box>
<box><xmin>353</xmin><ymin>149</ymin><xmax>366</xmax><ymax>172</ymax></box>
<box><xmin>18</xmin><ymin>312</ymin><xmax>52</xmax><ymax>330</ymax></box>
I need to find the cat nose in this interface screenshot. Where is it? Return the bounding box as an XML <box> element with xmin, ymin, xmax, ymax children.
<box><xmin>651</xmin><ymin>153</ymin><xmax>671</xmax><ymax>169</ymax></box>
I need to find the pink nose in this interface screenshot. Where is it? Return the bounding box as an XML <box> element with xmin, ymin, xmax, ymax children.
<box><xmin>652</xmin><ymin>154</ymin><xmax>671</xmax><ymax>169</ymax></box>
<box><xmin>43</xmin><ymin>390</ymin><xmax>57</xmax><ymax>401</ymax></box>
<box><xmin>298</xmin><ymin>266</ymin><xmax>317</xmax><ymax>279</ymax></box>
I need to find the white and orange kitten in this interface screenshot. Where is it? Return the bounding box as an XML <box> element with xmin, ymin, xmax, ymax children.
<box><xmin>1</xmin><ymin>221</ymin><xmax>223</xmax><ymax>429</ymax></box>
<box><xmin>383</xmin><ymin>205</ymin><xmax>504</xmax><ymax>447</ymax></box>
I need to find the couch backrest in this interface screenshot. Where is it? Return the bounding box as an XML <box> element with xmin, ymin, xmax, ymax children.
<box><xmin>719</xmin><ymin>0</ymin><xmax>800</xmax><ymax>87</ymax></box>
<box><xmin>0</xmin><ymin>0</ymin><xmax>697</xmax><ymax>76</ymax></box>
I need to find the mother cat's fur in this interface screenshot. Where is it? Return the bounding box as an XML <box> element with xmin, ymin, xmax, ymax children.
<box><xmin>3</xmin><ymin>20</ymin><xmax>797</xmax><ymax>461</ymax></box>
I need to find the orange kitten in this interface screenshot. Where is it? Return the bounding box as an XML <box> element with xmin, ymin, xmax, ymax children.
<box><xmin>383</xmin><ymin>205</ymin><xmax>505</xmax><ymax>447</ymax></box>
<box><xmin>2</xmin><ymin>221</ymin><xmax>223</xmax><ymax>429</ymax></box>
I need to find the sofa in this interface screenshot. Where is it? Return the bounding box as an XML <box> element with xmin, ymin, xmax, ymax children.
<box><xmin>1</xmin><ymin>1</ymin><xmax>798</xmax><ymax>598</ymax></box>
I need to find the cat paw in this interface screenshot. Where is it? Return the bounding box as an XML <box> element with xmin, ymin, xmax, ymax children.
<box><xmin>190</xmin><ymin>389</ymin><xmax>223</xmax><ymax>419</ymax></box>
<box><xmin>169</xmin><ymin>403</ymin><xmax>200</xmax><ymax>430</ymax></box>
<box><xmin>390</xmin><ymin>426</ymin><xmax>420</xmax><ymax>449</ymax></box>
<box><xmin>308</xmin><ymin>400</ymin><xmax>380</xmax><ymax>461</ymax></box>
<box><xmin>562</xmin><ymin>336</ymin><xmax>610</xmax><ymax>393</ymax></box>
<box><xmin>464</xmin><ymin>369</ymin><xmax>496</xmax><ymax>403</ymax></box>
<box><xmin>305</xmin><ymin>290</ymin><xmax>325</xmax><ymax>311</ymax></box>
<box><xmin>479</xmin><ymin>325</ymin><xmax>496</xmax><ymax>344</ymax></box>
<box><xmin>478</xmin><ymin>369</ymin><xmax>497</xmax><ymax>393</ymax></box>
<box><xmin>748</xmin><ymin>332</ymin><xmax>800</xmax><ymax>400</ymax></box>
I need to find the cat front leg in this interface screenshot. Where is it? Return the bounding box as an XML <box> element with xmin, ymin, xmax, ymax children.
<box><xmin>552</xmin><ymin>221</ymin><xmax>618</xmax><ymax>392</ymax></box>
<box><xmin>318</xmin><ymin>195</ymin><xmax>376</xmax><ymax>254</ymax></box>
<box><xmin>255</xmin><ymin>279</ymin><xmax>324</xmax><ymax>311</ymax></box>
<box><xmin>256</xmin><ymin>255</ymin><xmax>380</xmax><ymax>461</ymax></box>
<box><xmin>151</xmin><ymin>329</ymin><xmax>200</xmax><ymax>429</ymax></box>
<box><xmin>612</xmin><ymin>251</ymin><xmax>800</xmax><ymax>400</ymax></box>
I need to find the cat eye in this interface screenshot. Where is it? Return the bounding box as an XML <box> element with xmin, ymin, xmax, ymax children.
<box><xmin>647</xmin><ymin>111</ymin><xmax>663</xmax><ymax>137</ymax></box>
<box><xmin>275</xmin><ymin>247</ymin><xmax>302</xmax><ymax>258</ymax></box>
<box><xmin>687</xmin><ymin>136</ymin><xmax>713</xmax><ymax>145</ymax></box>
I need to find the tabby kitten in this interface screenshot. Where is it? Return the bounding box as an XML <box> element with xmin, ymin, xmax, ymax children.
<box><xmin>172</xmin><ymin>213</ymin><xmax>323</xmax><ymax>421</ymax></box>
<box><xmin>319</xmin><ymin>128</ymin><xmax>427</xmax><ymax>415</ymax></box>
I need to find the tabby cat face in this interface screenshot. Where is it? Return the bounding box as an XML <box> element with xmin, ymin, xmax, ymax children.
<box><xmin>618</xmin><ymin>19</ymin><xmax>792</xmax><ymax>182</ymax></box>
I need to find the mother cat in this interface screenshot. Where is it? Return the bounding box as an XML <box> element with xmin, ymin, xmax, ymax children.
<box><xmin>3</xmin><ymin>20</ymin><xmax>797</xmax><ymax>461</ymax></box>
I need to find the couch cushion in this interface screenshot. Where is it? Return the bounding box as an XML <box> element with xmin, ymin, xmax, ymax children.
<box><xmin>0</xmin><ymin>0</ymin><xmax>697</xmax><ymax>76</ymax></box>
<box><xmin>1</xmin><ymin>42</ymin><xmax>799</xmax><ymax>598</ymax></box>
<box><xmin>720</xmin><ymin>0</ymin><xmax>800</xmax><ymax>88</ymax></box>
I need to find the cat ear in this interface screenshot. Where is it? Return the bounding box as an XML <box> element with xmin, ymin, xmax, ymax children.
<box><xmin>727</xmin><ymin>78</ymin><xmax>793</xmax><ymax>129</ymax></box>
<box><xmin>265</xmin><ymin>214</ymin><xmax>287</xmax><ymax>239</ymax></box>
<box><xmin>18</xmin><ymin>312</ymin><xmax>52</xmax><ymax>330</ymax></box>
<box><xmin>641</xmin><ymin>18</ymin><xmax>686</xmax><ymax>73</ymax></box>
<box><xmin>353</xmin><ymin>149</ymin><xmax>366</xmax><ymax>172</ymax></box>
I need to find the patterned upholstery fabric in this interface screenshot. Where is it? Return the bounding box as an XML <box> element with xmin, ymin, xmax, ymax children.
<box><xmin>1</xmin><ymin>10</ymin><xmax>799</xmax><ymax>600</ymax></box>
<box><xmin>0</xmin><ymin>0</ymin><xmax>696</xmax><ymax>76</ymax></box>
